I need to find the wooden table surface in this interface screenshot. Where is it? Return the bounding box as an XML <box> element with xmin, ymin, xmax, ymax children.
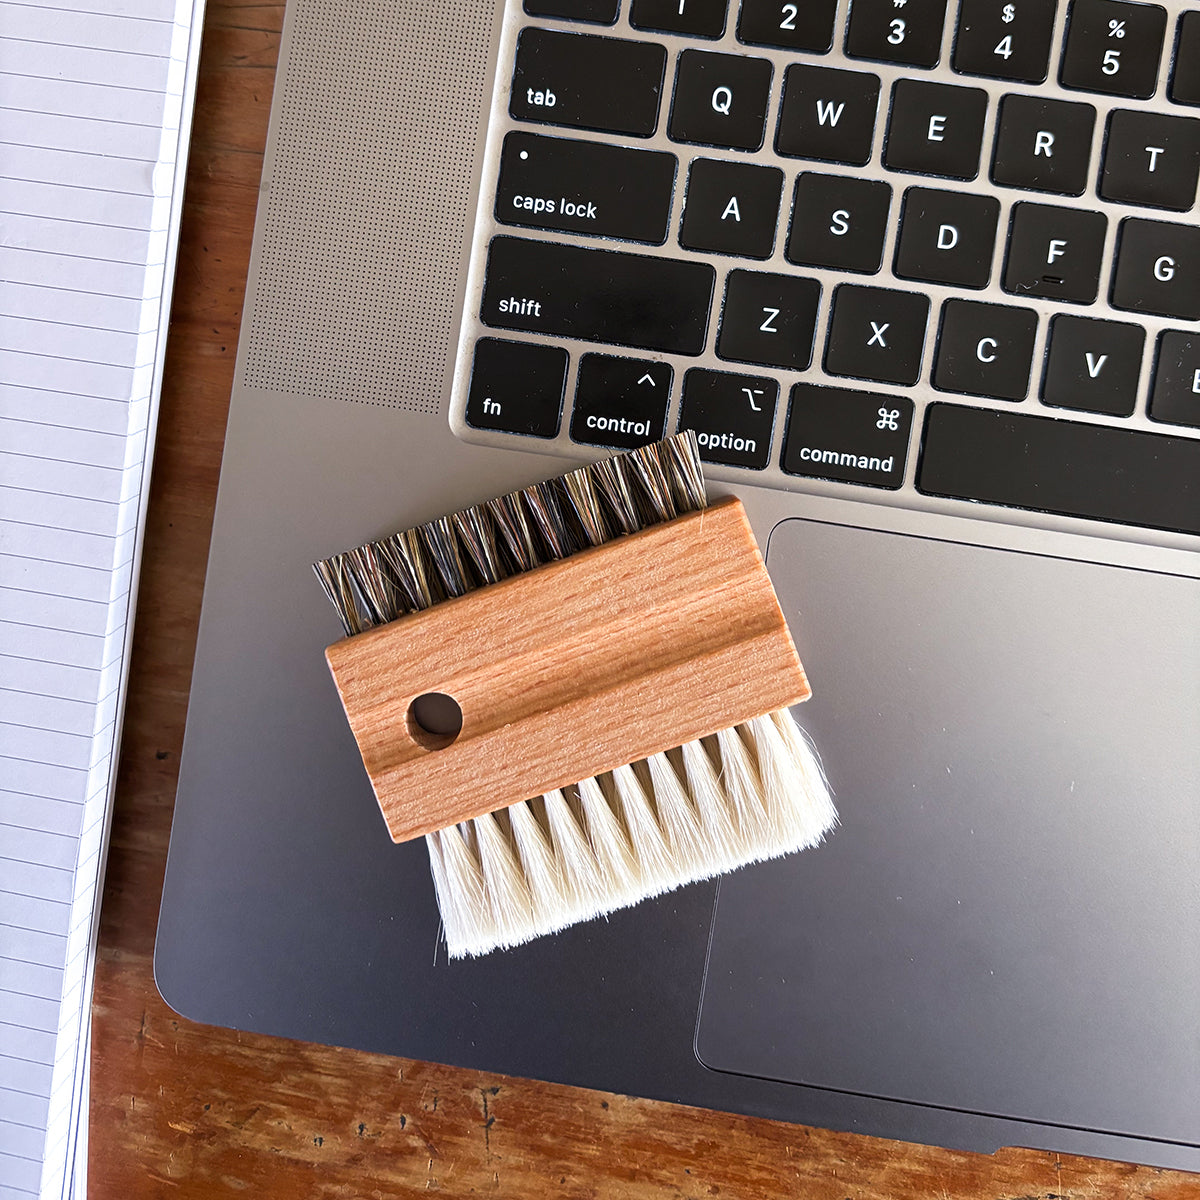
<box><xmin>89</xmin><ymin>2</ymin><xmax>1196</xmax><ymax>1195</ymax></box>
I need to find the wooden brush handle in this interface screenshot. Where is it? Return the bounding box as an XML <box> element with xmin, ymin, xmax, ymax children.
<box><xmin>325</xmin><ymin>495</ymin><xmax>810</xmax><ymax>843</ymax></box>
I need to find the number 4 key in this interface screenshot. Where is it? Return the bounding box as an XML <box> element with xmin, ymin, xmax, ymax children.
<box><xmin>952</xmin><ymin>0</ymin><xmax>1058</xmax><ymax>83</ymax></box>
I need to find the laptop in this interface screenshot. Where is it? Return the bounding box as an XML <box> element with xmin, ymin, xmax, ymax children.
<box><xmin>154</xmin><ymin>0</ymin><xmax>1200</xmax><ymax>1170</ymax></box>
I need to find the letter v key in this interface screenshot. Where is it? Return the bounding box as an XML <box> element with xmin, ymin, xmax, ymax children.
<box><xmin>1086</xmin><ymin>352</ymin><xmax>1108</xmax><ymax>378</ymax></box>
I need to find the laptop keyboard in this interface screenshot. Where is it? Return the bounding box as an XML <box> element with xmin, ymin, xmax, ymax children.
<box><xmin>452</xmin><ymin>0</ymin><xmax>1200</xmax><ymax>538</ymax></box>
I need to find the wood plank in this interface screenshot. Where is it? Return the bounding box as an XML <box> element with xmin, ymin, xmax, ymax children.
<box><xmin>89</xmin><ymin>1</ymin><xmax>1198</xmax><ymax>1195</ymax></box>
<box><xmin>327</xmin><ymin>498</ymin><xmax>809</xmax><ymax>840</ymax></box>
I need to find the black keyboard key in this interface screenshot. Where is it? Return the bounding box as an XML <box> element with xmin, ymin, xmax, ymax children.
<box><xmin>678</xmin><ymin>368</ymin><xmax>777</xmax><ymax>469</ymax></box>
<box><xmin>786</xmin><ymin>173</ymin><xmax>892</xmax><ymax>274</ymax></box>
<box><xmin>919</xmin><ymin>403</ymin><xmax>1200</xmax><ymax>535</ymax></box>
<box><xmin>481</xmin><ymin>236</ymin><xmax>714</xmax><ymax>354</ymax></box>
<box><xmin>668</xmin><ymin>49</ymin><xmax>773</xmax><ymax>150</ymax></box>
<box><xmin>524</xmin><ymin>0</ymin><xmax>619</xmax><ymax>23</ymax></box>
<box><xmin>1149</xmin><ymin>330</ymin><xmax>1200</xmax><ymax>428</ymax></box>
<box><xmin>1060</xmin><ymin>0</ymin><xmax>1167</xmax><ymax>99</ymax></box>
<box><xmin>1110</xmin><ymin>217</ymin><xmax>1200</xmax><ymax>320</ymax></box>
<box><xmin>775</xmin><ymin>64</ymin><xmax>881</xmax><ymax>166</ymax></box>
<box><xmin>990</xmin><ymin>94</ymin><xmax>1096</xmax><ymax>195</ymax></box>
<box><xmin>1171</xmin><ymin>12</ymin><xmax>1200</xmax><ymax>106</ymax></box>
<box><xmin>630</xmin><ymin>0</ymin><xmax>728</xmax><ymax>37</ymax></box>
<box><xmin>933</xmin><ymin>298</ymin><xmax>1038</xmax><ymax>399</ymax></box>
<box><xmin>1002</xmin><ymin>201</ymin><xmax>1107</xmax><ymax>303</ymax></box>
<box><xmin>953</xmin><ymin>0</ymin><xmax>1058</xmax><ymax>83</ymax></box>
<box><xmin>883</xmin><ymin>79</ymin><xmax>989</xmax><ymax>179</ymax></box>
<box><xmin>1099</xmin><ymin>109</ymin><xmax>1200</xmax><ymax>212</ymax></box>
<box><xmin>1042</xmin><ymin>314</ymin><xmax>1144</xmax><ymax>416</ymax></box>
<box><xmin>894</xmin><ymin>186</ymin><xmax>1000</xmax><ymax>288</ymax></box>
<box><xmin>716</xmin><ymin>269</ymin><xmax>821</xmax><ymax>370</ymax></box>
<box><xmin>679</xmin><ymin>158</ymin><xmax>783</xmax><ymax>259</ymax></box>
<box><xmin>845</xmin><ymin>0</ymin><xmax>949</xmax><ymax>67</ymax></box>
<box><xmin>495</xmin><ymin>132</ymin><xmax>676</xmax><ymax>244</ymax></box>
<box><xmin>737</xmin><ymin>0</ymin><xmax>838</xmax><ymax>52</ymax></box>
<box><xmin>825</xmin><ymin>284</ymin><xmax>930</xmax><ymax>386</ymax></box>
<box><xmin>570</xmin><ymin>354</ymin><xmax>672</xmax><ymax>447</ymax></box>
<box><xmin>466</xmin><ymin>338</ymin><xmax>567</xmax><ymax>437</ymax></box>
<box><xmin>510</xmin><ymin>28</ymin><xmax>667</xmax><ymax>137</ymax></box>
<box><xmin>782</xmin><ymin>384</ymin><xmax>913</xmax><ymax>488</ymax></box>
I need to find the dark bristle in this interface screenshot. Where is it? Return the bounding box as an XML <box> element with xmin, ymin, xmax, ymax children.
<box><xmin>452</xmin><ymin>507</ymin><xmax>507</xmax><ymax>586</ymax></box>
<box><xmin>422</xmin><ymin>516</ymin><xmax>472</xmax><ymax>598</ymax></box>
<box><xmin>522</xmin><ymin>481</ymin><xmax>575</xmax><ymax>561</ymax></box>
<box><xmin>313</xmin><ymin>432</ymin><xmax>706</xmax><ymax>634</ymax></box>
<box><xmin>378</xmin><ymin>527</ymin><xmax>437</xmax><ymax>613</ymax></box>
<box><xmin>591</xmin><ymin>456</ymin><xmax>640</xmax><ymax>536</ymax></box>
<box><xmin>491</xmin><ymin>492</ymin><xmax>540</xmax><ymax>574</ymax></box>
<box><xmin>561</xmin><ymin>466</ymin><xmax>610</xmax><ymax>548</ymax></box>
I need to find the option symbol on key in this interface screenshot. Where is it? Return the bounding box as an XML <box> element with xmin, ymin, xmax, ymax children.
<box><xmin>679</xmin><ymin>369</ymin><xmax>778</xmax><ymax>469</ymax></box>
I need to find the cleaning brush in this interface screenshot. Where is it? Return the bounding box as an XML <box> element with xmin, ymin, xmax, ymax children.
<box><xmin>314</xmin><ymin>432</ymin><xmax>836</xmax><ymax>958</ymax></box>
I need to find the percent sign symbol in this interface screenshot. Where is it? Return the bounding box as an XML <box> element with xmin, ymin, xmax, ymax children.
<box><xmin>1108</xmin><ymin>18</ymin><xmax>1125</xmax><ymax>37</ymax></box>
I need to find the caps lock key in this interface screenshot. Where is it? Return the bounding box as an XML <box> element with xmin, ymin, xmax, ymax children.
<box><xmin>495</xmin><ymin>132</ymin><xmax>676</xmax><ymax>245</ymax></box>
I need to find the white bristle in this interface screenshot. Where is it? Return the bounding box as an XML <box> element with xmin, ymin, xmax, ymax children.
<box><xmin>768</xmin><ymin>708</ymin><xmax>840</xmax><ymax>844</ymax></box>
<box><xmin>680</xmin><ymin>737</ymin><xmax>745</xmax><ymax>864</ymax></box>
<box><xmin>424</xmin><ymin>828</ymin><xmax>458</xmax><ymax>949</ymax></box>
<box><xmin>610</xmin><ymin>763</ymin><xmax>674</xmax><ymax>887</ymax></box>
<box><xmin>644</xmin><ymin>751</ymin><xmax>712</xmax><ymax>877</ymax></box>
<box><xmin>714</xmin><ymin>724</ymin><xmax>774</xmax><ymax>857</ymax></box>
<box><xmin>429</xmin><ymin>824</ymin><xmax>489</xmax><ymax>957</ymax></box>
<box><xmin>576</xmin><ymin>776</ymin><xmax>641</xmax><ymax>907</ymax></box>
<box><xmin>473</xmin><ymin>810</ymin><xmax>536</xmax><ymax>950</ymax></box>
<box><xmin>424</xmin><ymin>709</ymin><xmax>838</xmax><ymax>959</ymax></box>
<box><xmin>745</xmin><ymin>713</ymin><xmax>822</xmax><ymax>853</ymax></box>
<box><xmin>541</xmin><ymin>789</ymin><xmax>606</xmax><ymax>917</ymax></box>
<box><xmin>507</xmin><ymin>799</ymin><xmax>562</xmax><ymax>927</ymax></box>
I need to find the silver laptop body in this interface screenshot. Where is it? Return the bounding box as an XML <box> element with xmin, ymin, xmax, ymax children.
<box><xmin>156</xmin><ymin>0</ymin><xmax>1200</xmax><ymax>1169</ymax></box>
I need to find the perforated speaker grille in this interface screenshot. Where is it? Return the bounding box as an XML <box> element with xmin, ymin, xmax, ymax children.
<box><xmin>242</xmin><ymin>0</ymin><xmax>496</xmax><ymax>412</ymax></box>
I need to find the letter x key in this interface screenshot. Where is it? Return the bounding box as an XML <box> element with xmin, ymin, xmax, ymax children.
<box><xmin>825</xmin><ymin>284</ymin><xmax>931</xmax><ymax>386</ymax></box>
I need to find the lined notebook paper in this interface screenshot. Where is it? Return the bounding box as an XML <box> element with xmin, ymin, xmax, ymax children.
<box><xmin>0</xmin><ymin>0</ymin><xmax>205</xmax><ymax>1194</ymax></box>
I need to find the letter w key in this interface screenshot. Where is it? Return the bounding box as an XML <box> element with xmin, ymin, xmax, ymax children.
<box><xmin>776</xmin><ymin>64</ymin><xmax>881</xmax><ymax>166</ymax></box>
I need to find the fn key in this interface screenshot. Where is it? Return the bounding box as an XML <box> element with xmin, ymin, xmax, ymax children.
<box><xmin>466</xmin><ymin>338</ymin><xmax>567</xmax><ymax>437</ymax></box>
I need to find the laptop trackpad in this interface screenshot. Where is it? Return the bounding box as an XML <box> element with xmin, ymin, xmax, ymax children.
<box><xmin>696</xmin><ymin>518</ymin><xmax>1199</xmax><ymax>1144</ymax></box>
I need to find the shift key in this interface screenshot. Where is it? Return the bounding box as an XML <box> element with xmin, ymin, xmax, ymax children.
<box><xmin>496</xmin><ymin>132</ymin><xmax>676</xmax><ymax>244</ymax></box>
<box><xmin>481</xmin><ymin>236</ymin><xmax>714</xmax><ymax>355</ymax></box>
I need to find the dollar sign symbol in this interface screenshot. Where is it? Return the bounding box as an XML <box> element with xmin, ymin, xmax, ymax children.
<box><xmin>1002</xmin><ymin>3</ymin><xmax>1015</xmax><ymax>20</ymax></box>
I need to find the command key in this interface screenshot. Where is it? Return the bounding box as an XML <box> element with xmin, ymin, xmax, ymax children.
<box><xmin>782</xmin><ymin>383</ymin><xmax>912</xmax><ymax>488</ymax></box>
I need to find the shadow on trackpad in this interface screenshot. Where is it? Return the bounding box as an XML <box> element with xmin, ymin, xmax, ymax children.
<box><xmin>696</xmin><ymin>518</ymin><xmax>1199</xmax><ymax>1144</ymax></box>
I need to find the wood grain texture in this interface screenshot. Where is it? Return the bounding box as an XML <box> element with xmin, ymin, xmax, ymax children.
<box><xmin>89</xmin><ymin>3</ymin><xmax>1198</xmax><ymax>1195</ymax></box>
<box><xmin>327</xmin><ymin>498</ymin><xmax>809</xmax><ymax>841</ymax></box>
